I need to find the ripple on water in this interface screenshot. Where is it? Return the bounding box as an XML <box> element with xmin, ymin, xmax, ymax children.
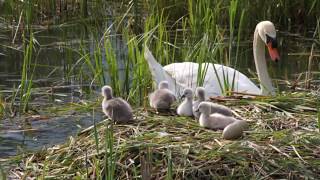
<box><xmin>0</xmin><ymin>114</ymin><xmax>103</xmax><ymax>158</ymax></box>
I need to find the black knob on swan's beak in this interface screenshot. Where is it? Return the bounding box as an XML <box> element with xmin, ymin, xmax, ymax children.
<box><xmin>180</xmin><ymin>94</ymin><xmax>185</xmax><ymax>100</ymax></box>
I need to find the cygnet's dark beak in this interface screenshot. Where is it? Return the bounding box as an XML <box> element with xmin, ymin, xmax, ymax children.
<box><xmin>195</xmin><ymin>108</ymin><xmax>199</xmax><ymax>112</ymax></box>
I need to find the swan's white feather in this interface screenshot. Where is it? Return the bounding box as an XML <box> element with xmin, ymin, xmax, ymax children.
<box><xmin>144</xmin><ymin>47</ymin><xmax>260</xmax><ymax>97</ymax></box>
<box><xmin>163</xmin><ymin>62</ymin><xmax>260</xmax><ymax>97</ymax></box>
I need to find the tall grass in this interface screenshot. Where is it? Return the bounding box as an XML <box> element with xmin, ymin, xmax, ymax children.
<box><xmin>144</xmin><ymin>0</ymin><xmax>247</xmax><ymax>95</ymax></box>
<box><xmin>0</xmin><ymin>164</ymin><xmax>6</xmax><ymax>180</ymax></box>
<box><xmin>104</xmin><ymin>123</ymin><xmax>116</xmax><ymax>180</ymax></box>
<box><xmin>317</xmin><ymin>96</ymin><xmax>320</xmax><ymax>132</ymax></box>
<box><xmin>1</xmin><ymin>0</ymin><xmax>319</xmax><ymax>112</ymax></box>
<box><xmin>2</xmin><ymin>0</ymin><xmax>320</xmax><ymax>32</ymax></box>
<box><xmin>228</xmin><ymin>0</ymin><xmax>246</xmax><ymax>94</ymax></box>
<box><xmin>92</xmin><ymin>108</ymin><xmax>100</xmax><ymax>154</ymax></box>
<box><xmin>19</xmin><ymin>33</ymin><xmax>35</xmax><ymax>113</ymax></box>
<box><xmin>317</xmin><ymin>106</ymin><xmax>320</xmax><ymax>131</ymax></box>
<box><xmin>24</xmin><ymin>0</ymin><xmax>33</xmax><ymax>31</ymax></box>
<box><xmin>104</xmin><ymin>37</ymin><xmax>120</xmax><ymax>96</ymax></box>
<box><xmin>126</xmin><ymin>33</ymin><xmax>150</xmax><ymax>105</ymax></box>
<box><xmin>76</xmin><ymin>38</ymin><xmax>106</xmax><ymax>90</ymax></box>
<box><xmin>166</xmin><ymin>147</ymin><xmax>173</xmax><ymax>180</ymax></box>
<box><xmin>0</xmin><ymin>93</ymin><xmax>4</xmax><ymax>118</ymax></box>
<box><xmin>316</xmin><ymin>17</ymin><xmax>320</xmax><ymax>41</ymax></box>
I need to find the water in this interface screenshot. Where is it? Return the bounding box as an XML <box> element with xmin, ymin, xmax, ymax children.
<box><xmin>0</xmin><ymin>19</ymin><xmax>130</xmax><ymax>160</ymax></box>
<box><xmin>0</xmin><ymin>1</ymin><xmax>319</xmax><ymax>160</ymax></box>
<box><xmin>0</xmin><ymin>113</ymin><xmax>103</xmax><ymax>157</ymax></box>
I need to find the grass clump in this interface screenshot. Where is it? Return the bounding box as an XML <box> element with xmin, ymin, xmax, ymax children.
<box><xmin>7</xmin><ymin>91</ymin><xmax>320</xmax><ymax>179</ymax></box>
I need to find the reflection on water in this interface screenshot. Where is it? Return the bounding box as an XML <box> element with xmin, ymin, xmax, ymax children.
<box><xmin>0</xmin><ymin>113</ymin><xmax>103</xmax><ymax>158</ymax></box>
<box><xmin>0</xmin><ymin>23</ymin><xmax>127</xmax><ymax>158</ymax></box>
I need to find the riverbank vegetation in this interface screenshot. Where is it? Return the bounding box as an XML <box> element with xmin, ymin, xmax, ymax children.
<box><xmin>0</xmin><ymin>0</ymin><xmax>319</xmax><ymax>179</ymax></box>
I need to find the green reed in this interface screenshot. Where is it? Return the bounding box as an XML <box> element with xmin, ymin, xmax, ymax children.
<box><xmin>93</xmin><ymin>157</ymin><xmax>102</xmax><ymax>180</ymax></box>
<box><xmin>187</xmin><ymin>0</ymin><xmax>220</xmax><ymax>40</ymax></box>
<box><xmin>318</xmin><ymin>108</ymin><xmax>320</xmax><ymax>131</ymax></box>
<box><xmin>229</xmin><ymin>0</ymin><xmax>246</xmax><ymax>94</ymax></box>
<box><xmin>0</xmin><ymin>164</ymin><xmax>6</xmax><ymax>180</ymax></box>
<box><xmin>76</xmin><ymin>37</ymin><xmax>106</xmax><ymax>90</ymax></box>
<box><xmin>316</xmin><ymin>18</ymin><xmax>320</xmax><ymax>41</ymax></box>
<box><xmin>1</xmin><ymin>0</ymin><xmax>319</xmax><ymax>111</ymax></box>
<box><xmin>0</xmin><ymin>93</ymin><xmax>4</xmax><ymax>118</ymax></box>
<box><xmin>79</xmin><ymin>42</ymin><xmax>97</xmax><ymax>85</ymax></box>
<box><xmin>126</xmin><ymin>33</ymin><xmax>151</xmax><ymax>105</ymax></box>
<box><xmin>80</xmin><ymin>0</ymin><xmax>88</xmax><ymax>17</ymax></box>
<box><xmin>24</xmin><ymin>0</ymin><xmax>33</xmax><ymax>31</ymax></box>
<box><xmin>104</xmin><ymin>123</ymin><xmax>116</xmax><ymax>180</ymax></box>
<box><xmin>143</xmin><ymin>9</ymin><xmax>172</xmax><ymax>65</ymax></box>
<box><xmin>92</xmin><ymin>108</ymin><xmax>100</xmax><ymax>154</ymax></box>
<box><xmin>166</xmin><ymin>147</ymin><xmax>173</xmax><ymax>180</ymax></box>
<box><xmin>104</xmin><ymin>36</ymin><xmax>121</xmax><ymax>96</ymax></box>
<box><xmin>94</xmin><ymin>40</ymin><xmax>106</xmax><ymax>86</ymax></box>
<box><xmin>19</xmin><ymin>33</ymin><xmax>35</xmax><ymax>113</ymax></box>
<box><xmin>317</xmin><ymin>96</ymin><xmax>320</xmax><ymax>131</ymax></box>
<box><xmin>2</xmin><ymin>0</ymin><xmax>320</xmax><ymax>32</ymax></box>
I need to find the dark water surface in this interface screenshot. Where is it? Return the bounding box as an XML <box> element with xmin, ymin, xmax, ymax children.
<box><xmin>0</xmin><ymin>113</ymin><xmax>103</xmax><ymax>157</ymax></box>
<box><xmin>0</xmin><ymin>10</ymin><xmax>130</xmax><ymax>159</ymax></box>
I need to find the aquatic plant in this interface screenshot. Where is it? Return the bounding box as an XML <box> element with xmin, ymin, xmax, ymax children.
<box><xmin>19</xmin><ymin>33</ymin><xmax>36</xmax><ymax>113</ymax></box>
<box><xmin>7</xmin><ymin>91</ymin><xmax>320</xmax><ymax>179</ymax></box>
<box><xmin>104</xmin><ymin>122</ymin><xmax>116</xmax><ymax>180</ymax></box>
<box><xmin>0</xmin><ymin>94</ymin><xmax>5</xmax><ymax>118</ymax></box>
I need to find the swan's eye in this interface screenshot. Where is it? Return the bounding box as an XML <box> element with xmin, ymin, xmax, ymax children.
<box><xmin>266</xmin><ymin>34</ymin><xmax>277</xmax><ymax>48</ymax></box>
<box><xmin>266</xmin><ymin>34</ymin><xmax>280</xmax><ymax>61</ymax></box>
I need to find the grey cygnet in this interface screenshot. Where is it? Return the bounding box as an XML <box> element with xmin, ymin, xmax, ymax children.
<box><xmin>101</xmin><ymin>85</ymin><xmax>133</xmax><ymax>123</ymax></box>
<box><xmin>149</xmin><ymin>81</ymin><xmax>176</xmax><ymax>112</ymax></box>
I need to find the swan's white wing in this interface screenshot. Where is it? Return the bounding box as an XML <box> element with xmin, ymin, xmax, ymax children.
<box><xmin>164</xmin><ymin>62</ymin><xmax>199</xmax><ymax>89</ymax></box>
<box><xmin>145</xmin><ymin>46</ymin><xmax>260</xmax><ymax>97</ymax></box>
<box><xmin>208</xmin><ymin>64</ymin><xmax>260</xmax><ymax>95</ymax></box>
<box><xmin>164</xmin><ymin>63</ymin><xmax>260</xmax><ymax>97</ymax></box>
<box><xmin>164</xmin><ymin>62</ymin><xmax>221</xmax><ymax>97</ymax></box>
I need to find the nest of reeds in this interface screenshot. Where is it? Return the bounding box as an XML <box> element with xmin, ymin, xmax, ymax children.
<box><xmin>7</xmin><ymin>91</ymin><xmax>320</xmax><ymax>179</ymax></box>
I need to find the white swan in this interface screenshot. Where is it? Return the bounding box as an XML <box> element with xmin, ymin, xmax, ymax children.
<box><xmin>144</xmin><ymin>21</ymin><xmax>280</xmax><ymax>97</ymax></box>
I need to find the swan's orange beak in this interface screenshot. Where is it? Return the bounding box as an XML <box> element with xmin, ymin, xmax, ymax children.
<box><xmin>267</xmin><ymin>42</ymin><xmax>280</xmax><ymax>62</ymax></box>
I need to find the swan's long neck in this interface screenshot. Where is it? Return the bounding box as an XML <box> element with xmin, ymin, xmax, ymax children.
<box><xmin>253</xmin><ymin>28</ymin><xmax>275</xmax><ymax>96</ymax></box>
